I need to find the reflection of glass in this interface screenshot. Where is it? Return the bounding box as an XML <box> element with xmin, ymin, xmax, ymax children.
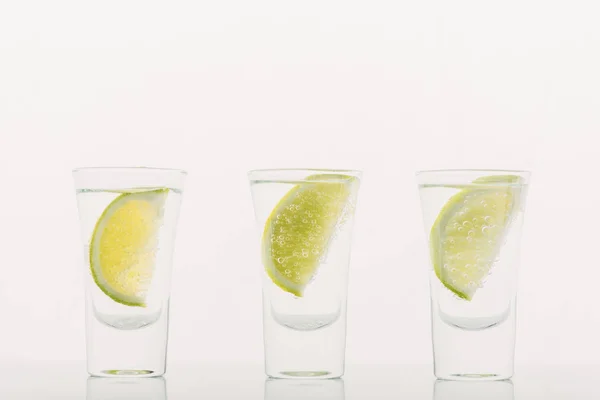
<box><xmin>74</xmin><ymin>167</ymin><xmax>186</xmax><ymax>377</ymax></box>
<box><xmin>87</xmin><ymin>377</ymin><xmax>167</xmax><ymax>400</ymax></box>
<box><xmin>265</xmin><ymin>378</ymin><xmax>345</xmax><ymax>400</ymax></box>
<box><xmin>417</xmin><ymin>170</ymin><xmax>530</xmax><ymax>380</ymax></box>
<box><xmin>434</xmin><ymin>379</ymin><xmax>514</xmax><ymax>400</ymax></box>
<box><xmin>249</xmin><ymin>169</ymin><xmax>361</xmax><ymax>379</ymax></box>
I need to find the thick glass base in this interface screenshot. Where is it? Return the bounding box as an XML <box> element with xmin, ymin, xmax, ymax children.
<box><xmin>432</xmin><ymin>301</ymin><xmax>516</xmax><ymax>380</ymax></box>
<box><xmin>263</xmin><ymin>298</ymin><xmax>347</xmax><ymax>379</ymax></box>
<box><xmin>90</xmin><ymin>369</ymin><xmax>163</xmax><ymax>378</ymax></box>
<box><xmin>436</xmin><ymin>373</ymin><xmax>513</xmax><ymax>381</ymax></box>
<box><xmin>267</xmin><ymin>370</ymin><xmax>341</xmax><ymax>380</ymax></box>
<box><xmin>86</xmin><ymin>298</ymin><xmax>169</xmax><ymax>378</ymax></box>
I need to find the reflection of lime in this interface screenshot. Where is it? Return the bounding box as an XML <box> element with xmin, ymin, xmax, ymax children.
<box><xmin>430</xmin><ymin>175</ymin><xmax>521</xmax><ymax>300</ymax></box>
<box><xmin>90</xmin><ymin>189</ymin><xmax>168</xmax><ymax>307</ymax></box>
<box><xmin>262</xmin><ymin>174</ymin><xmax>357</xmax><ymax>297</ymax></box>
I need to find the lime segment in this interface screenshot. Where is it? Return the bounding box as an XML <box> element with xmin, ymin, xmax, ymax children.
<box><xmin>429</xmin><ymin>175</ymin><xmax>521</xmax><ymax>300</ymax></box>
<box><xmin>262</xmin><ymin>174</ymin><xmax>357</xmax><ymax>297</ymax></box>
<box><xmin>90</xmin><ymin>188</ymin><xmax>168</xmax><ymax>307</ymax></box>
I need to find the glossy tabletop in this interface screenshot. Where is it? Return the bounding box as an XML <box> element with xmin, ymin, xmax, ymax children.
<box><xmin>0</xmin><ymin>363</ymin><xmax>597</xmax><ymax>399</ymax></box>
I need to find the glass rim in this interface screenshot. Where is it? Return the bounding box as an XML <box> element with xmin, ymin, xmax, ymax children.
<box><xmin>416</xmin><ymin>168</ymin><xmax>530</xmax><ymax>176</ymax></box>
<box><xmin>248</xmin><ymin>168</ymin><xmax>362</xmax><ymax>177</ymax></box>
<box><xmin>72</xmin><ymin>166</ymin><xmax>187</xmax><ymax>175</ymax></box>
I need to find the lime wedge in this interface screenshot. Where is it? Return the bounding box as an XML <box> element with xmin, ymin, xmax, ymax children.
<box><xmin>429</xmin><ymin>175</ymin><xmax>521</xmax><ymax>300</ymax></box>
<box><xmin>262</xmin><ymin>174</ymin><xmax>357</xmax><ymax>297</ymax></box>
<box><xmin>90</xmin><ymin>188</ymin><xmax>168</xmax><ymax>307</ymax></box>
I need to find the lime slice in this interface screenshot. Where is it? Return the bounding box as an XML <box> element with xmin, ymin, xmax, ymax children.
<box><xmin>262</xmin><ymin>174</ymin><xmax>357</xmax><ymax>297</ymax></box>
<box><xmin>429</xmin><ymin>175</ymin><xmax>522</xmax><ymax>300</ymax></box>
<box><xmin>90</xmin><ymin>188</ymin><xmax>168</xmax><ymax>307</ymax></box>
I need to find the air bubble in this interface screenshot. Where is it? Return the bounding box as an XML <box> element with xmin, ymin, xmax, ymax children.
<box><xmin>462</xmin><ymin>221</ymin><xmax>473</xmax><ymax>228</ymax></box>
<box><xmin>482</xmin><ymin>226</ymin><xmax>489</xmax><ymax>235</ymax></box>
<box><xmin>277</xmin><ymin>258</ymin><xmax>284</xmax><ymax>264</ymax></box>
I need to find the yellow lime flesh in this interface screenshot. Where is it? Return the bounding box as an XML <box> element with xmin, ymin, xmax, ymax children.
<box><xmin>89</xmin><ymin>188</ymin><xmax>168</xmax><ymax>307</ymax></box>
<box><xmin>429</xmin><ymin>175</ymin><xmax>522</xmax><ymax>300</ymax></box>
<box><xmin>262</xmin><ymin>174</ymin><xmax>357</xmax><ymax>297</ymax></box>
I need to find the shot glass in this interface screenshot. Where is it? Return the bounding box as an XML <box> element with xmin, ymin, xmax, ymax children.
<box><xmin>417</xmin><ymin>170</ymin><xmax>530</xmax><ymax>380</ymax></box>
<box><xmin>73</xmin><ymin>167</ymin><xmax>186</xmax><ymax>377</ymax></box>
<box><xmin>249</xmin><ymin>169</ymin><xmax>361</xmax><ymax>379</ymax></box>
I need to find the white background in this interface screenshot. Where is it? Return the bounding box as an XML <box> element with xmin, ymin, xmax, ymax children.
<box><xmin>0</xmin><ymin>0</ymin><xmax>598</xmax><ymax>368</ymax></box>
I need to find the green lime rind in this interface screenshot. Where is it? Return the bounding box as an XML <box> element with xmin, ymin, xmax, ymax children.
<box><xmin>262</xmin><ymin>174</ymin><xmax>357</xmax><ymax>297</ymax></box>
<box><xmin>429</xmin><ymin>189</ymin><xmax>474</xmax><ymax>300</ymax></box>
<box><xmin>89</xmin><ymin>188</ymin><xmax>168</xmax><ymax>307</ymax></box>
<box><xmin>429</xmin><ymin>175</ymin><xmax>522</xmax><ymax>301</ymax></box>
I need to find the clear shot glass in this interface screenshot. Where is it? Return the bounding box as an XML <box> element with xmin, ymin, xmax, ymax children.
<box><xmin>417</xmin><ymin>169</ymin><xmax>530</xmax><ymax>380</ymax></box>
<box><xmin>249</xmin><ymin>169</ymin><xmax>361</xmax><ymax>379</ymax></box>
<box><xmin>74</xmin><ymin>167</ymin><xmax>186</xmax><ymax>377</ymax></box>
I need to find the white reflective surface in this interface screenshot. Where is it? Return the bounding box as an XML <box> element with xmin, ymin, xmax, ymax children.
<box><xmin>0</xmin><ymin>363</ymin><xmax>598</xmax><ymax>399</ymax></box>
